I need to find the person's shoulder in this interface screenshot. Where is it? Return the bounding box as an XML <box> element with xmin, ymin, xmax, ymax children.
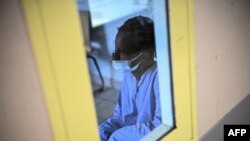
<box><xmin>144</xmin><ymin>63</ymin><xmax>158</xmax><ymax>80</ymax></box>
<box><xmin>122</xmin><ymin>71</ymin><xmax>133</xmax><ymax>81</ymax></box>
<box><xmin>151</xmin><ymin>63</ymin><xmax>159</xmax><ymax>82</ymax></box>
<box><xmin>151</xmin><ymin>63</ymin><xmax>158</xmax><ymax>75</ymax></box>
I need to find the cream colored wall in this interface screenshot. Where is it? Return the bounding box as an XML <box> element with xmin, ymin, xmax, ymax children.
<box><xmin>195</xmin><ymin>0</ymin><xmax>250</xmax><ymax>138</ymax></box>
<box><xmin>0</xmin><ymin>1</ymin><xmax>53</xmax><ymax>141</ymax></box>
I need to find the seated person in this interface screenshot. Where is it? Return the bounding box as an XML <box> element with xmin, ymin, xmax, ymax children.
<box><xmin>99</xmin><ymin>16</ymin><xmax>161</xmax><ymax>141</ymax></box>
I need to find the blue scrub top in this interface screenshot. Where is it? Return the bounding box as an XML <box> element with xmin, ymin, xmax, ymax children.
<box><xmin>99</xmin><ymin>64</ymin><xmax>161</xmax><ymax>141</ymax></box>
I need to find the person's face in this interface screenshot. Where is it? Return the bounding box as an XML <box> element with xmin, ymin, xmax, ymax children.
<box><xmin>120</xmin><ymin>48</ymin><xmax>154</xmax><ymax>69</ymax></box>
<box><xmin>120</xmin><ymin>51</ymin><xmax>139</xmax><ymax>60</ymax></box>
<box><xmin>120</xmin><ymin>51</ymin><xmax>143</xmax><ymax>67</ymax></box>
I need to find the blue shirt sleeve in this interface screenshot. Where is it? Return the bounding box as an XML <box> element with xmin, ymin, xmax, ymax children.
<box><xmin>137</xmin><ymin>75</ymin><xmax>161</xmax><ymax>135</ymax></box>
<box><xmin>98</xmin><ymin>86</ymin><xmax>124</xmax><ymax>141</ymax></box>
<box><xmin>151</xmin><ymin>74</ymin><xmax>161</xmax><ymax>127</ymax></box>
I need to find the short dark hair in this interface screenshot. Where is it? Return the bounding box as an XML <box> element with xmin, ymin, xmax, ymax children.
<box><xmin>115</xmin><ymin>16</ymin><xmax>155</xmax><ymax>55</ymax></box>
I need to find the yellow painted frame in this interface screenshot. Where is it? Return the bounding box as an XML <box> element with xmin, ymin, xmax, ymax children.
<box><xmin>22</xmin><ymin>0</ymin><xmax>197</xmax><ymax>141</ymax></box>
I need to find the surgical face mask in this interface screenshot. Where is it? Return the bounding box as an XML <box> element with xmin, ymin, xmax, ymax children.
<box><xmin>112</xmin><ymin>52</ymin><xmax>142</xmax><ymax>72</ymax></box>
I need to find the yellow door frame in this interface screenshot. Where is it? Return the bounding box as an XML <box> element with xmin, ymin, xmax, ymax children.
<box><xmin>22</xmin><ymin>0</ymin><xmax>197</xmax><ymax>140</ymax></box>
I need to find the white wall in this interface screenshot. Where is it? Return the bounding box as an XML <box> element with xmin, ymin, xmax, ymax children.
<box><xmin>195</xmin><ymin>0</ymin><xmax>250</xmax><ymax>138</ymax></box>
<box><xmin>0</xmin><ymin>1</ymin><xmax>53</xmax><ymax>141</ymax></box>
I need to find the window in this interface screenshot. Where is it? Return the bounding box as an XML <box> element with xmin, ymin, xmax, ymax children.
<box><xmin>78</xmin><ymin>0</ymin><xmax>175</xmax><ymax>140</ymax></box>
<box><xmin>22</xmin><ymin>0</ymin><xmax>197</xmax><ymax>140</ymax></box>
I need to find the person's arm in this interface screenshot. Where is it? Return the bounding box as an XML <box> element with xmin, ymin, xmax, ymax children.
<box><xmin>151</xmin><ymin>75</ymin><xmax>161</xmax><ymax>127</ymax></box>
<box><xmin>137</xmin><ymin>74</ymin><xmax>161</xmax><ymax>135</ymax></box>
<box><xmin>98</xmin><ymin>89</ymin><xmax>124</xmax><ymax>141</ymax></box>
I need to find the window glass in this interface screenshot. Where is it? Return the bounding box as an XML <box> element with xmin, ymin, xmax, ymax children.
<box><xmin>77</xmin><ymin>0</ymin><xmax>174</xmax><ymax>140</ymax></box>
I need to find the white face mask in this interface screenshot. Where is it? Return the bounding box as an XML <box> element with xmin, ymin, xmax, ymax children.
<box><xmin>112</xmin><ymin>52</ymin><xmax>142</xmax><ymax>72</ymax></box>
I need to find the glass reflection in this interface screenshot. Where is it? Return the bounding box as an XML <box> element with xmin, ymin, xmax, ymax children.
<box><xmin>77</xmin><ymin>0</ymin><xmax>174</xmax><ymax>140</ymax></box>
